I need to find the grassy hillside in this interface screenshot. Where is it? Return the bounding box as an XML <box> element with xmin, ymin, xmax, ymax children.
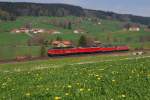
<box><xmin>0</xmin><ymin>54</ymin><xmax>150</xmax><ymax>99</ymax></box>
<box><xmin>0</xmin><ymin>16</ymin><xmax>149</xmax><ymax>45</ymax></box>
<box><xmin>0</xmin><ymin>16</ymin><xmax>150</xmax><ymax>60</ymax></box>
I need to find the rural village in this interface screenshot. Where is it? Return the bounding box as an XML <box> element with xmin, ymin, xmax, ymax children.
<box><xmin>0</xmin><ymin>1</ymin><xmax>150</xmax><ymax>100</ymax></box>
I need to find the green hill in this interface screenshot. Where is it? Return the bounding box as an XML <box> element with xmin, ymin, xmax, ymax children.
<box><xmin>0</xmin><ymin>16</ymin><xmax>150</xmax><ymax>60</ymax></box>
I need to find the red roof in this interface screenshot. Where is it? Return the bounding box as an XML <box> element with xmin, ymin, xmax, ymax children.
<box><xmin>52</xmin><ymin>41</ymin><xmax>72</xmax><ymax>45</ymax></box>
<box><xmin>62</xmin><ymin>41</ymin><xmax>72</xmax><ymax>45</ymax></box>
<box><xmin>52</xmin><ymin>41</ymin><xmax>61</xmax><ymax>45</ymax></box>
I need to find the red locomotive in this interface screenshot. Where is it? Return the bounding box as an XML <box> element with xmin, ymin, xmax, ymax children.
<box><xmin>47</xmin><ymin>46</ymin><xmax>129</xmax><ymax>56</ymax></box>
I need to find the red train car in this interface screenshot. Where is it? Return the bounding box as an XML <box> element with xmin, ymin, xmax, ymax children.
<box><xmin>47</xmin><ymin>46</ymin><xmax>129</xmax><ymax>56</ymax></box>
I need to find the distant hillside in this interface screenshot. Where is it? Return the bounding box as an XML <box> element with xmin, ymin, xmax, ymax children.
<box><xmin>0</xmin><ymin>2</ymin><xmax>150</xmax><ymax>25</ymax></box>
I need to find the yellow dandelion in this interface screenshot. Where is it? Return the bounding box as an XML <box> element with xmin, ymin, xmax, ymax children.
<box><xmin>112</xmin><ymin>79</ymin><xmax>116</xmax><ymax>82</ymax></box>
<box><xmin>65</xmin><ymin>93</ymin><xmax>69</xmax><ymax>96</ymax></box>
<box><xmin>46</xmin><ymin>88</ymin><xmax>49</xmax><ymax>91</ymax></box>
<box><xmin>95</xmin><ymin>74</ymin><xmax>99</xmax><ymax>77</ymax></box>
<box><xmin>25</xmin><ymin>93</ymin><xmax>31</xmax><ymax>96</ymax></box>
<box><xmin>67</xmin><ymin>85</ymin><xmax>72</xmax><ymax>88</ymax></box>
<box><xmin>2</xmin><ymin>83</ymin><xmax>7</xmax><ymax>86</ymax></box>
<box><xmin>121</xmin><ymin>94</ymin><xmax>126</xmax><ymax>98</ymax></box>
<box><xmin>79</xmin><ymin>88</ymin><xmax>84</xmax><ymax>92</ymax></box>
<box><xmin>87</xmin><ymin>88</ymin><xmax>91</xmax><ymax>91</ymax></box>
<box><xmin>54</xmin><ymin>96</ymin><xmax>61</xmax><ymax>100</ymax></box>
<box><xmin>97</xmin><ymin>77</ymin><xmax>101</xmax><ymax>80</ymax></box>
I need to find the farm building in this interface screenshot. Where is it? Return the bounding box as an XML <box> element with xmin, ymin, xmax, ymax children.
<box><xmin>31</xmin><ymin>29</ymin><xmax>45</xmax><ymax>34</ymax></box>
<box><xmin>11</xmin><ymin>28</ymin><xmax>46</xmax><ymax>34</ymax></box>
<box><xmin>73</xmin><ymin>29</ymin><xmax>85</xmax><ymax>34</ymax></box>
<box><xmin>98</xmin><ymin>22</ymin><xmax>101</xmax><ymax>25</ymax></box>
<box><xmin>129</xmin><ymin>25</ymin><xmax>140</xmax><ymax>31</ymax></box>
<box><xmin>124</xmin><ymin>24</ymin><xmax>140</xmax><ymax>31</ymax></box>
<box><xmin>11</xmin><ymin>28</ymin><xmax>29</xmax><ymax>33</ymax></box>
<box><xmin>47</xmin><ymin>30</ymin><xmax>61</xmax><ymax>34</ymax></box>
<box><xmin>51</xmin><ymin>40</ymin><xmax>73</xmax><ymax>48</ymax></box>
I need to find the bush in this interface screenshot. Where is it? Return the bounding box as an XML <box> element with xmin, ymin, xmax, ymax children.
<box><xmin>78</xmin><ymin>35</ymin><xmax>87</xmax><ymax>47</ymax></box>
<box><xmin>40</xmin><ymin>45</ymin><xmax>46</xmax><ymax>57</ymax></box>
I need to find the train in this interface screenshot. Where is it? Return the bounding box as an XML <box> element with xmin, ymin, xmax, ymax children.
<box><xmin>47</xmin><ymin>46</ymin><xmax>129</xmax><ymax>56</ymax></box>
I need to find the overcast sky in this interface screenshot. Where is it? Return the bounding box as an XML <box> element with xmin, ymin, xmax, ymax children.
<box><xmin>0</xmin><ymin>0</ymin><xmax>150</xmax><ymax>17</ymax></box>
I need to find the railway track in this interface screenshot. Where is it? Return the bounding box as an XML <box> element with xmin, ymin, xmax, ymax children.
<box><xmin>0</xmin><ymin>50</ymin><xmax>148</xmax><ymax>64</ymax></box>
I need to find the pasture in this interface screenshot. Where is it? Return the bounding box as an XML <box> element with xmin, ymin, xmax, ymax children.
<box><xmin>0</xmin><ymin>54</ymin><xmax>150</xmax><ymax>100</ymax></box>
<box><xmin>0</xmin><ymin>16</ymin><xmax>150</xmax><ymax>60</ymax></box>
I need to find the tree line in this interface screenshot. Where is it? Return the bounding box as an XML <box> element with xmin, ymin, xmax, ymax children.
<box><xmin>0</xmin><ymin>2</ymin><xmax>150</xmax><ymax>25</ymax></box>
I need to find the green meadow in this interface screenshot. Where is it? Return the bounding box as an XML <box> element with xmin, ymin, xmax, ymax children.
<box><xmin>0</xmin><ymin>54</ymin><xmax>150</xmax><ymax>99</ymax></box>
<box><xmin>0</xmin><ymin>16</ymin><xmax>150</xmax><ymax>60</ymax></box>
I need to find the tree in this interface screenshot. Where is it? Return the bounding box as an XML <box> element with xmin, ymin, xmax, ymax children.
<box><xmin>148</xmin><ymin>25</ymin><xmax>150</xmax><ymax>29</ymax></box>
<box><xmin>78</xmin><ymin>35</ymin><xmax>87</xmax><ymax>47</ymax></box>
<box><xmin>68</xmin><ymin>22</ymin><xmax>72</xmax><ymax>30</ymax></box>
<box><xmin>40</xmin><ymin>45</ymin><xmax>46</xmax><ymax>57</ymax></box>
<box><xmin>43</xmin><ymin>40</ymin><xmax>49</xmax><ymax>47</ymax></box>
<box><xmin>56</xmin><ymin>36</ymin><xmax>62</xmax><ymax>41</ymax></box>
<box><xmin>124</xmin><ymin>23</ymin><xmax>130</xmax><ymax>29</ymax></box>
<box><xmin>25</xmin><ymin>23</ymin><xmax>32</xmax><ymax>29</ymax></box>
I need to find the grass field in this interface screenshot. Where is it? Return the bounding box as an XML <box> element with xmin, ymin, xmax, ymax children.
<box><xmin>0</xmin><ymin>54</ymin><xmax>150</xmax><ymax>100</ymax></box>
<box><xmin>0</xmin><ymin>46</ymin><xmax>41</xmax><ymax>60</ymax></box>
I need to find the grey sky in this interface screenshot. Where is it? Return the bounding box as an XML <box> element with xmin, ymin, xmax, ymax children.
<box><xmin>0</xmin><ymin>0</ymin><xmax>150</xmax><ymax>17</ymax></box>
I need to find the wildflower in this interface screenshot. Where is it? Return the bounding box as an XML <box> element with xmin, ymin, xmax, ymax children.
<box><xmin>129</xmin><ymin>76</ymin><xmax>132</xmax><ymax>79</ymax></box>
<box><xmin>76</xmin><ymin>83</ymin><xmax>80</xmax><ymax>85</ymax></box>
<box><xmin>79</xmin><ymin>88</ymin><xmax>84</xmax><ymax>92</ymax></box>
<box><xmin>1</xmin><ymin>83</ymin><xmax>7</xmax><ymax>88</ymax></box>
<box><xmin>25</xmin><ymin>93</ymin><xmax>31</xmax><ymax>96</ymax></box>
<box><xmin>2</xmin><ymin>83</ymin><xmax>7</xmax><ymax>86</ymax></box>
<box><xmin>95</xmin><ymin>74</ymin><xmax>99</xmax><ymax>77</ymax></box>
<box><xmin>97</xmin><ymin>77</ymin><xmax>101</xmax><ymax>80</ymax></box>
<box><xmin>46</xmin><ymin>88</ymin><xmax>49</xmax><ymax>91</ymax></box>
<box><xmin>87</xmin><ymin>88</ymin><xmax>91</xmax><ymax>91</ymax></box>
<box><xmin>54</xmin><ymin>96</ymin><xmax>61</xmax><ymax>100</ymax></box>
<box><xmin>65</xmin><ymin>93</ymin><xmax>69</xmax><ymax>96</ymax></box>
<box><xmin>112</xmin><ymin>79</ymin><xmax>116</xmax><ymax>82</ymax></box>
<box><xmin>121</xmin><ymin>94</ymin><xmax>126</xmax><ymax>98</ymax></box>
<box><xmin>67</xmin><ymin>85</ymin><xmax>72</xmax><ymax>88</ymax></box>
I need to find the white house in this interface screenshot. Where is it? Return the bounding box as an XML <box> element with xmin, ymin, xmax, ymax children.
<box><xmin>52</xmin><ymin>31</ymin><xmax>61</xmax><ymax>34</ymax></box>
<box><xmin>98</xmin><ymin>22</ymin><xmax>101</xmax><ymax>25</ymax></box>
<box><xmin>73</xmin><ymin>29</ymin><xmax>85</xmax><ymax>34</ymax></box>
<box><xmin>129</xmin><ymin>25</ymin><xmax>140</xmax><ymax>32</ymax></box>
